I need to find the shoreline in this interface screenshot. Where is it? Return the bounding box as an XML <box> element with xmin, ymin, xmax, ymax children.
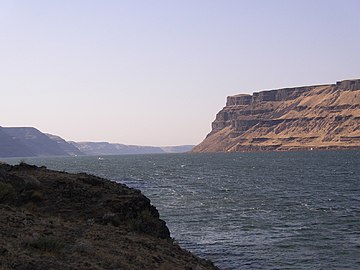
<box><xmin>0</xmin><ymin>162</ymin><xmax>219</xmax><ymax>270</ymax></box>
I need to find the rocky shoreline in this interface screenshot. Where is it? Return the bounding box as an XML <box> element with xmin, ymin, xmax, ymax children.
<box><xmin>0</xmin><ymin>162</ymin><xmax>218</xmax><ymax>270</ymax></box>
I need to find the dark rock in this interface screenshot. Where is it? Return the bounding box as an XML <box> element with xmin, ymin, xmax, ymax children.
<box><xmin>0</xmin><ymin>163</ymin><xmax>218</xmax><ymax>270</ymax></box>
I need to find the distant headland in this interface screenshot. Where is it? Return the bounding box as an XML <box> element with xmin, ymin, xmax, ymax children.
<box><xmin>0</xmin><ymin>127</ymin><xmax>194</xmax><ymax>158</ymax></box>
<box><xmin>193</xmin><ymin>79</ymin><xmax>360</xmax><ymax>152</ymax></box>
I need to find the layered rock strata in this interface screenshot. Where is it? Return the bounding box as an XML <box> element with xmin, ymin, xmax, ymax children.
<box><xmin>193</xmin><ymin>79</ymin><xmax>360</xmax><ymax>152</ymax></box>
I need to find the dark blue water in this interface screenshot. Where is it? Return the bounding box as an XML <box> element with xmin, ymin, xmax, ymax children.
<box><xmin>4</xmin><ymin>151</ymin><xmax>360</xmax><ymax>269</ymax></box>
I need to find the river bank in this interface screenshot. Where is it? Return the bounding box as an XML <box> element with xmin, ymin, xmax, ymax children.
<box><xmin>0</xmin><ymin>162</ymin><xmax>218</xmax><ymax>270</ymax></box>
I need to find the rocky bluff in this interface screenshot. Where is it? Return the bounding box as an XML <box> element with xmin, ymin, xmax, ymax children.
<box><xmin>0</xmin><ymin>163</ymin><xmax>218</xmax><ymax>270</ymax></box>
<box><xmin>193</xmin><ymin>79</ymin><xmax>360</xmax><ymax>152</ymax></box>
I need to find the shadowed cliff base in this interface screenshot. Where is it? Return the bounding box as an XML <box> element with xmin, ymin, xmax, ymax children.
<box><xmin>193</xmin><ymin>79</ymin><xmax>360</xmax><ymax>153</ymax></box>
<box><xmin>0</xmin><ymin>162</ymin><xmax>218</xmax><ymax>270</ymax></box>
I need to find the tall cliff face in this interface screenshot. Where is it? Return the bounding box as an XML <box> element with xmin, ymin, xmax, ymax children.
<box><xmin>193</xmin><ymin>79</ymin><xmax>360</xmax><ymax>152</ymax></box>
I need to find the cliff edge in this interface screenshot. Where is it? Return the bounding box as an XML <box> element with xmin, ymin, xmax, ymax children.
<box><xmin>193</xmin><ymin>79</ymin><xmax>360</xmax><ymax>152</ymax></box>
<box><xmin>0</xmin><ymin>163</ymin><xmax>218</xmax><ymax>270</ymax></box>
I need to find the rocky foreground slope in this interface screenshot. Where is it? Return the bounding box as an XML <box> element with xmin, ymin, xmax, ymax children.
<box><xmin>193</xmin><ymin>79</ymin><xmax>360</xmax><ymax>152</ymax></box>
<box><xmin>0</xmin><ymin>163</ymin><xmax>218</xmax><ymax>270</ymax></box>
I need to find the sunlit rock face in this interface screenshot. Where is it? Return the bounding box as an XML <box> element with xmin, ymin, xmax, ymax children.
<box><xmin>193</xmin><ymin>79</ymin><xmax>360</xmax><ymax>152</ymax></box>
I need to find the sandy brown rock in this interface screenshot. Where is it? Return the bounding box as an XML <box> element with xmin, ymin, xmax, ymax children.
<box><xmin>193</xmin><ymin>79</ymin><xmax>360</xmax><ymax>152</ymax></box>
<box><xmin>0</xmin><ymin>163</ymin><xmax>218</xmax><ymax>270</ymax></box>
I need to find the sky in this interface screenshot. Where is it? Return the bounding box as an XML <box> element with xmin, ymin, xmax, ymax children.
<box><xmin>0</xmin><ymin>0</ymin><xmax>359</xmax><ymax>146</ymax></box>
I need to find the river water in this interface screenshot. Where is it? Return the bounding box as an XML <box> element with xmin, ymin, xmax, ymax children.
<box><xmin>5</xmin><ymin>151</ymin><xmax>360</xmax><ymax>269</ymax></box>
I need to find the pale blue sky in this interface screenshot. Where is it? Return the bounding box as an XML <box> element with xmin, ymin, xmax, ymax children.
<box><xmin>0</xmin><ymin>0</ymin><xmax>359</xmax><ymax>146</ymax></box>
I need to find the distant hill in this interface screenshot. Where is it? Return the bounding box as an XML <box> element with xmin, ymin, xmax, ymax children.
<box><xmin>0</xmin><ymin>127</ymin><xmax>35</xmax><ymax>157</ymax></box>
<box><xmin>0</xmin><ymin>126</ymin><xmax>194</xmax><ymax>158</ymax></box>
<box><xmin>160</xmin><ymin>145</ymin><xmax>194</xmax><ymax>153</ymax></box>
<box><xmin>0</xmin><ymin>127</ymin><xmax>69</xmax><ymax>157</ymax></box>
<box><xmin>69</xmin><ymin>142</ymin><xmax>194</xmax><ymax>155</ymax></box>
<box><xmin>193</xmin><ymin>79</ymin><xmax>360</xmax><ymax>152</ymax></box>
<box><xmin>45</xmin><ymin>134</ymin><xmax>84</xmax><ymax>156</ymax></box>
<box><xmin>70</xmin><ymin>141</ymin><xmax>166</xmax><ymax>156</ymax></box>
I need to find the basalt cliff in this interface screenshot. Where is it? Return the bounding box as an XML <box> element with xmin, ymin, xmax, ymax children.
<box><xmin>193</xmin><ymin>79</ymin><xmax>360</xmax><ymax>152</ymax></box>
<box><xmin>0</xmin><ymin>163</ymin><xmax>218</xmax><ymax>270</ymax></box>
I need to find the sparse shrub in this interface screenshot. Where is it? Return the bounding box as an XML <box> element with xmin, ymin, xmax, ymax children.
<box><xmin>19</xmin><ymin>159</ymin><xmax>26</xmax><ymax>165</ymax></box>
<box><xmin>170</xmin><ymin>237</ymin><xmax>178</xmax><ymax>245</ymax></box>
<box><xmin>24</xmin><ymin>175</ymin><xmax>41</xmax><ymax>189</ymax></box>
<box><xmin>29</xmin><ymin>190</ymin><xmax>43</xmax><ymax>202</ymax></box>
<box><xmin>19</xmin><ymin>190</ymin><xmax>44</xmax><ymax>205</ymax></box>
<box><xmin>128</xmin><ymin>209</ymin><xmax>155</xmax><ymax>234</ymax></box>
<box><xmin>24</xmin><ymin>201</ymin><xmax>38</xmax><ymax>212</ymax></box>
<box><xmin>0</xmin><ymin>182</ymin><xmax>16</xmax><ymax>202</ymax></box>
<box><xmin>102</xmin><ymin>213</ymin><xmax>121</xmax><ymax>226</ymax></box>
<box><xmin>27</xmin><ymin>235</ymin><xmax>64</xmax><ymax>252</ymax></box>
<box><xmin>71</xmin><ymin>240</ymin><xmax>93</xmax><ymax>254</ymax></box>
<box><xmin>159</xmin><ymin>262</ymin><xmax>173</xmax><ymax>270</ymax></box>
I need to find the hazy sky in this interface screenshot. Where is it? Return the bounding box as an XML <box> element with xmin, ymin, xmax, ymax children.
<box><xmin>1</xmin><ymin>0</ymin><xmax>359</xmax><ymax>146</ymax></box>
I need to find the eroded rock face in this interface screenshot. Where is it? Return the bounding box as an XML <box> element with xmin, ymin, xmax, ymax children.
<box><xmin>193</xmin><ymin>79</ymin><xmax>360</xmax><ymax>152</ymax></box>
<box><xmin>0</xmin><ymin>163</ymin><xmax>218</xmax><ymax>270</ymax></box>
